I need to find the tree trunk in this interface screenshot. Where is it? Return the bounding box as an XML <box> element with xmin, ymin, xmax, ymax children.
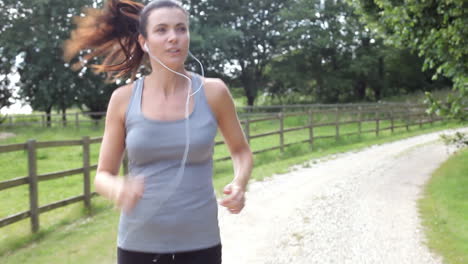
<box><xmin>246</xmin><ymin>93</ymin><xmax>255</xmax><ymax>106</ymax></box>
<box><xmin>315</xmin><ymin>74</ymin><xmax>324</xmax><ymax>102</ymax></box>
<box><xmin>45</xmin><ymin>106</ymin><xmax>52</xmax><ymax>128</ymax></box>
<box><xmin>354</xmin><ymin>76</ymin><xmax>367</xmax><ymax>100</ymax></box>
<box><xmin>240</xmin><ymin>72</ymin><xmax>257</xmax><ymax>106</ymax></box>
<box><xmin>61</xmin><ymin>108</ymin><xmax>67</xmax><ymax>127</ymax></box>
<box><xmin>374</xmin><ymin>56</ymin><xmax>384</xmax><ymax>100</ymax></box>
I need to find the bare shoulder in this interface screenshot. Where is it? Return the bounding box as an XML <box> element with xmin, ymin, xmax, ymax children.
<box><xmin>203</xmin><ymin>77</ymin><xmax>232</xmax><ymax>106</ymax></box>
<box><xmin>203</xmin><ymin>77</ymin><xmax>230</xmax><ymax>99</ymax></box>
<box><xmin>111</xmin><ymin>83</ymin><xmax>133</xmax><ymax>103</ymax></box>
<box><xmin>202</xmin><ymin>77</ymin><xmax>233</xmax><ymax>119</ymax></box>
<box><xmin>107</xmin><ymin>83</ymin><xmax>134</xmax><ymax>120</ymax></box>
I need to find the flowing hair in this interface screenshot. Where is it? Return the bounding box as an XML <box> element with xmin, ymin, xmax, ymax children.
<box><xmin>63</xmin><ymin>0</ymin><xmax>145</xmax><ymax>81</ymax></box>
<box><xmin>64</xmin><ymin>0</ymin><xmax>188</xmax><ymax>81</ymax></box>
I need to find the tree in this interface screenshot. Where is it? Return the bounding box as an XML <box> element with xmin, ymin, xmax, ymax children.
<box><xmin>350</xmin><ymin>0</ymin><xmax>467</xmax><ymax>119</ymax></box>
<box><xmin>189</xmin><ymin>0</ymin><xmax>287</xmax><ymax>106</ymax></box>
<box><xmin>0</xmin><ymin>69</ymin><xmax>15</xmax><ymax>114</ymax></box>
<box><xmin>0</xmin><ymin>82</ymin><xmax>14</xmax><ymax>118</ymax></box>
<box><xmin>75</xmin><ymin>69</ymin><xmax>118</xmax><ymax>120</ymax></box>
<box><xmin>267</xmin><ymin>0</ymin><xmax>387</xmax><ymax>103</ymax></box>
<box><xmin>264</xmin><ymin>0</ymin><xmax>451</xmax><ymax>104</ymax></box>
<box><xmin>0</xmin><ymin>4</ymin><xmax>16</xmax><ymax>115</ymax></box>
<box><xmin>0</xmin><ymin>0</ymin><xmax>116</xmax><ymax>125</ymax></box>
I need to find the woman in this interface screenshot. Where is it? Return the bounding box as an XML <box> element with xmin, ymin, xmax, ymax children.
<box><xmin>64</xmin><ymin>0</ymin><xmax>253</xmax><ymax>263</ymax></box>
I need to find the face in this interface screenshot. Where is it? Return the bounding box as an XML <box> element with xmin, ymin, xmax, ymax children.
<box><xmin>141</xmin><ymin>7</ymin><xmax>190</xmax><ymax>69</ymax></box>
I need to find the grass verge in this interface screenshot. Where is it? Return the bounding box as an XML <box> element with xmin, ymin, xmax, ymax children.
<box><xmin>418</xmin><ymin>147</ymin><xmax>468</xmax><ymax>264</ymax></box>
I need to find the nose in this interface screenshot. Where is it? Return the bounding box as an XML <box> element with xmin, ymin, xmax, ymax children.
<box><xmin>168</xmin><ymin>29</ymin><xmax>178</xmax><ymax>43</ymax></box>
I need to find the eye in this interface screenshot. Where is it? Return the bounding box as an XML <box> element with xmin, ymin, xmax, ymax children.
<box><xmin>177</xmin><ymin>27</ymin><xmax>187</xmax><ymax>33</ymax></box>
<box><xmin>155</xmin><ymin>27</ymin><xmax>166</xmax><ymax>33</ymax></box>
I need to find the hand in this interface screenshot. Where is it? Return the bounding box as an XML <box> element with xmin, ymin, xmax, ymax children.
<box><xmin>111</xmin><ymin>176</ymin><xmax>144</xmax><ymax>213</ymax></box>
<box><xmin>219</xmin><ymin>183</ymin><xmax>245</xmax><ymax>214</ymax></box>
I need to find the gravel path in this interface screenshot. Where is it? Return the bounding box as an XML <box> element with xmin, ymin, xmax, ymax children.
<box><xmin>219</xmin><ymin>128</ymin><xmax>468</xmax><ymax>264</ymax></box>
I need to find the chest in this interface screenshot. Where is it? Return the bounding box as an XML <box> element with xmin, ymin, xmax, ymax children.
<box><xmin>125</xmin><ymin>116</ymin><xmax>218</xmax><ymax>165</ymax></box>
<box><xmin>141</xmin><ymin>92</ymin><xmax>196</xmax><ymax>122</ymax></box>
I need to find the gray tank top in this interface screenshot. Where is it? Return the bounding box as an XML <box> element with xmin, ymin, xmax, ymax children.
<box><xmin>117</xmin><ymin>73</ymin><xmax>221</xmax><ymax>253</ymax></box>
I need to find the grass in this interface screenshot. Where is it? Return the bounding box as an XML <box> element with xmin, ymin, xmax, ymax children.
<box><xmin>380</xmin><ymin>89</ymin><xmax>453</xmax><ymax>104</ymax></box>
<box><xmin>0</xmin><ymin>113</ymin><xmax>466</xmax><ymax>263</ymax></box>
<box><xmin>418</xmin><ymin>147</ymin><xmax>468</xmax><ymax>264</ymax></box>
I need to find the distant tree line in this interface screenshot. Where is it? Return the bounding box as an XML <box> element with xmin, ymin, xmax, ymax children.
<box><xmin>350</xmin><ymin>0</ymin><xmax>467</xmax><ymax>119</ymax></box>
<box><xmin>0</xmin><ymin>0</ymin><xmax>464</xmax><ymax>124</ymax></box>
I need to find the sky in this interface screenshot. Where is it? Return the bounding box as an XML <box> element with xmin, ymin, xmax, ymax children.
<box><xmin>1</xmin><ymin>73</ymin><xmax>32</xmax><ymax>115</ymax></box>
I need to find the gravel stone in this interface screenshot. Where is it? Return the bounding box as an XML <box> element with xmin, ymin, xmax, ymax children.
<box><xmin>219</xmin><ymin>128</ymin><xmax>467</xmax><ymax>264</ymax></box>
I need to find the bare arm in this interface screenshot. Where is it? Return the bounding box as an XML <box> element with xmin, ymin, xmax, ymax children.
<box><xmin>95</xmin><ymin>85</ymin><xmax>143</xmax><ymax>212</ymax></box>
<box><xmin>205</xmin><ymin>78</ymin><xmax>253</xmax><ymax>213</ymax></box>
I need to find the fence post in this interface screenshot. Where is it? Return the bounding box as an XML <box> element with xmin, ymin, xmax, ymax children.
<box><xmin>376</xmin><ymin>112</ymin><xmax>380</xmax><ymax>137</ymax></box>
<box><xmin>308</xmin><ymin>110</ymin><xmax>314</xmax><ymax>148</ymax></box>
<box><xmin>406</xmin><ymin>112</ymin><xmax>410</xmax><ymax>131</ymax></box>
<box><xmin>8</xmin><ymin>116</ymin><xmax>13</xmax><ymax>126</ymax></box>
<box><xmin>82</xmin><ymin>136</ymin><xmax>91</xmax><ymax>210</ymax></box>
<box><xmin>390</xmin><ymin>108</ymin><xmax>394</xmax><ymax>133</ymax></box>
<box><xmin>27</xmin><ymin>140</ymin><xmax>39</xmax><ymax>233</ymax></box>
<box><xmin>358</xmin><ymin>106</ymin><xmax>362</xmax><ymax>138</ymax></box>
<box><xmin>244</xmin><ymin>117</ymin><xmax>250</xmax><ymax>144</ymax></box>
<box><xmin>335</xmin><ymin>107</ymin><xmax>340</xmax><ymax>141</ymax></box>
<box><xmin>75</xmin><ymin>113</ymin><xmax>80</xmax><ymax>129</ymax></box>
<box><xmin>419</xmin><ymin>111</ymin><xmax>423</xmax><ymax>128</ymax></box>
<box><xmin>279</xmin><ymin>112</ymin><xmax>284</xmax><ymax>153</ymax></box>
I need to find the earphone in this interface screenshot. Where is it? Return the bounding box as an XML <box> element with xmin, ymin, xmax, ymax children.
<box><xmin>120</xmin><ymin>42</ymin><xmax>205</xmax><ymax>245</ymax></box>
<box><xmin>143</xmin><ymin>42</ymin><xmax>203</xmax><ymax>96</ymax></box>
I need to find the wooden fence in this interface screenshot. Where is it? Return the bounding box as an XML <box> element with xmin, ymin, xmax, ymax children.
<box><xmin>0</xmin><ymin>104</ymin><xmax>443</xmax><ymax>233</ymax></box>
<box><xmin>0</xmin><ymin>111</ymin><xmax>106</xmax><ymax>128</ymax></box>
<box><xmin>0</xmin><ymin>136</ymin><xmax>101</xmax><ymax>233</ymax></box>
<box><xmin>214</xmin><ymin>104</ymin><xmax>441</xmax><ymax>161</ymax></box>
<box><xmin>0</xmin><ymin>102</ymin><xmax>423</xmax><ymax>128</ymax></box>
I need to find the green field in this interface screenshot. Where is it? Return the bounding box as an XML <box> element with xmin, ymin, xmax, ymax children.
<box><xmin>419</xmin><ymin>147</ymin><xmax>468</xmax><ymax>264</ymax></box>
<box><xmin>0</xmin><ymin>112</ymin><xmax>466</xmax><ymax>263</ymax></box>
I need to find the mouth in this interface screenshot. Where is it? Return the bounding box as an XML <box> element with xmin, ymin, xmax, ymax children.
<box><xmin>167</xmin><ymin>48</ymin><xmax>181</xmax><ymax>54</ymax></box>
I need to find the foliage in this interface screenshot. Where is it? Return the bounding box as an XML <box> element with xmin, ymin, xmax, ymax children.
<box><xmin>268</xmin><ymin>0</ymin><xmax>386</xmax><ymax>103</ymax></box>
<box><xmin>189</xmin><ymin>0</ymin><xmax>287</xmax><ymax>105</ymax></box>
<box><xmin>0</xmin><ymin>0</ymin><xmax>116</xmax><ymax>122</ymax></box>
<box><xmin>264</xmin><ymin>0</ymin><xmax>452</xmax><ymax>105</ymax></box>
<box><xmin>440</xmin><ymin>132</ymin><xmax>468</xmax><ymax>150</ymax></box>
<box><xmin>350</xmin><ymin>0</ymin><xmax>468</xmax><ymax>119</ymax></box>
<box><xmin>0</xmin><ymin>83</ymin><xmax>14</xmax><ymax>112</ymax></box>
<box><xmin>75</xmin><ymin>69</ymin><xmax>118</xmax><ymax>120</ymax></box>
<box><xmin>1</xmin><ymin>0</ymin><xmax>461</xmax><ymax>112</ymax></box>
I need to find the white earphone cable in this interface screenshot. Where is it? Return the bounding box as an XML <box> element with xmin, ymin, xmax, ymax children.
<box><xmin>120</xmin><ymin>44</ymin><xmax>205</xmax><ymax>245</ymax></box>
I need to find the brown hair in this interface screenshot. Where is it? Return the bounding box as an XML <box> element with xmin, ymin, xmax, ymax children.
<box><xmin>63</xmin><ymin>0</ymin><xmax>187</xmax><ymax>81</ymax></box>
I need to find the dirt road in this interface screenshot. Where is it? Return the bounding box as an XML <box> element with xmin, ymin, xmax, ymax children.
<box><xmin>219</xmin><ymin>128</ymin><xmax>467</xmax><ymax>264</ymax></box>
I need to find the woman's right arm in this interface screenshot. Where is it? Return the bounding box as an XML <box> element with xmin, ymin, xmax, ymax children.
<box><xmin>95</xmin><ymin>85</ymin><xmax>143</xmax><ymax>212</ymax></box>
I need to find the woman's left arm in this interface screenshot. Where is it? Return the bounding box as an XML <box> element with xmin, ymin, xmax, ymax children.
<box><xmin>204</xmin><ymin>78</ymin><xmax>253</xmax><ymax>214</ymax></box>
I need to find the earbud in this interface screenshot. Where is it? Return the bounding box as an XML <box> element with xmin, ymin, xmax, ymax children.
<box><xmin>143</xmin><ymin>43</ymin><xmax>204</xmax><ymax>96</ymax></box>
<box><xmin>120</xmin><ymin>40</ymin><xmax>206</xmax><ymax>246</ymax></box>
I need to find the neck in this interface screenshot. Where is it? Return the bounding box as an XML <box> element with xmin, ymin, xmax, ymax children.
<box><xmin>146</xmin><ymin>65</ymin><xmax>191</xmax><ymax>96</ymax></box>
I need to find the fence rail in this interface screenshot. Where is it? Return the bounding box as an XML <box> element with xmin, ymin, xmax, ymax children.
<box><xmin>0</xmin><ymin>136</ymin><xmax>101</xmax><ymax>232</ymax></box>
<box><xmin>0</xmin><ymin>104</ymin><xmax>443</xmax><ymax>233</ymax></box>
<box><xmin>0</xmin><ymin>102</ymin><xmax>427</xmax><ymax>128</ymax></box>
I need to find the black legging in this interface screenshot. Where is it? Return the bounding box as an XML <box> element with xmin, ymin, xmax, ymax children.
<box><xmin>117</xmin><ymin>244</ymin><xmax>222</xmax><ymax>264</ymax></box>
